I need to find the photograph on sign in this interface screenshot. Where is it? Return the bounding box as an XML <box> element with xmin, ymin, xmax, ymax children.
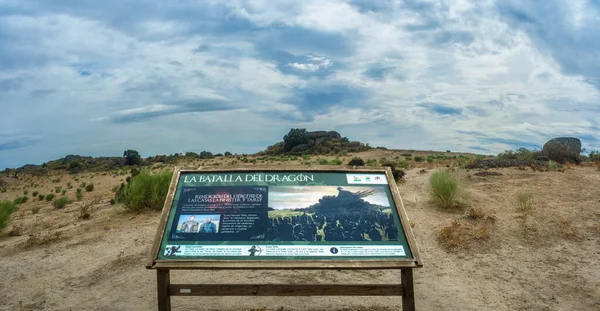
<box><xmin>157</xmin><ymin>171</ymin><xmax>413</xmax><ymax>260</ymax></box>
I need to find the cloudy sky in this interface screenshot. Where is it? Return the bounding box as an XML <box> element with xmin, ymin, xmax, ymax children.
<box><xmin>1</xmin><ymin>0</ymin><xmax>599</xmax><ymax>169</ymax></box>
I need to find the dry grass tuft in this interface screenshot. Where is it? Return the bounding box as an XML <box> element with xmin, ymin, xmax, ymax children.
<box><xmin>518</xmin><ymin>215</ymin><xmax>540</xmax><ymax>243</ymax></box>
<box><xmin>556</xmin><ymin>220</ymin><xmax>579</xmax><ymax>239</ymax></box>
<box><xmin>465</xmin><ymin>207</ymin><xmax>485</xmax><ymax>220</ymax></box>
<box><xmin>516</xmin><ymin>190</ymin><xmax>534</xmax><ymax>212</ymax></box>
<box><xmin>24</xmin><ymin>231</ymin><xmax>62</xmax><ymax>248</ymax></box>
<box><xmin>438</xmin><ymin>220</ymin><xmax>490</xmax><ymax>252</ymax></box>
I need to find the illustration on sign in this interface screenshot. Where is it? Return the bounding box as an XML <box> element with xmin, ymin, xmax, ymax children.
<box><xmin>157</xmin><ymin>172</ymin><xmax>413</xmax><ymax>260</ymax></box>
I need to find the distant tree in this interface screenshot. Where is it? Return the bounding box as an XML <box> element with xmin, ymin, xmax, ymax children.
<box><xmin>224</xmin><ymin>151</ymin><xmax>232</xmax><ymax>156</ymax></box>
<box><xmin>199</xmin><ymin>151</ymin><xmax>214</xmax><ymax>159</ymax></box>
<box><xmin>283</xmin><ymin>128</ymin><xmax>309</xmax><ymax>151</ymax></box>
<box><xmin>185</xmin><ymin>152</ymin><xmax>198</xmax><ymax>158</ymax></box>
<box><xmin>123</xmin><ymin>150</ymin><xmax>141</xmax><ymax>166</ymax></box>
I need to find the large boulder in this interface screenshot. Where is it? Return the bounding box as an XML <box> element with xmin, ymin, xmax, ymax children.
<box><xmin>307</xmin><ymin>131</ymin><xmax>329</xmax><ymax>140</ymax></box>
<box><xmin>541</xmin><ymin>137</ymin><xmax>581</xmax><ymax>163</ymax></box>
<box><xmin>290</xmin><ymin>144</ymin><xmax>310</xmax><ymax>153</ymax></box>
<box><xmin>327</xmin><ymin>131</ymin><xmax>342</xmax><ymax>140</ymax></box>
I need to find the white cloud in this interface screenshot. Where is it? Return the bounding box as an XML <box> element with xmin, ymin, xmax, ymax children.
<box><xmin>1</xmin><ymin>0</ymin><xmax>599</xmax><ymax>168</ymax></box>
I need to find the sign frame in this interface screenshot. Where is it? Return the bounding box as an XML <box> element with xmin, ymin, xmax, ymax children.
<box><xmin>146</xmin><ymin>166</ymin><xmax>423</xmax><ymax>311</ymax></box>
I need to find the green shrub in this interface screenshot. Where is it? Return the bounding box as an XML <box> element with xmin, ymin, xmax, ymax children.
<box><xmin>76</xmin><ymin>191</ymin><xmax>83</xmax><ymax>201</ymax></box>
<box><xmin>379</xmin><ymin>157</ymin><xmax>387</xmax><ymax>165</ymax></box>
<box><xmin>45</xmin><ymin>194</ymin><xmax>56</xmax><ymax>201</ymax></box>
<box><xmin>0</xmin><ymin>200</ymin><xmax>18</xmax><ymax>232</ymax></box>
<box><xmin>382</xmin><ymin>162</ymin><xmax>406</xmax><ymax>181</ymax></box>
<box><xmin>61</xmin><ymin>189</ymin><xmax>67</xmax><ymax>195</ymax></box>
<box><xmin>85</xmin><ymin>183</ymin><xmax>94</xmax><ymax>192</ymax></box>
<box><xmin>548</xmin><ymin>160</ymin><xmax>559</xmax><ymax>171</ymax></box>
<box><xmin>80</xmin><ymin>182</ymin><xmax>86</xmax><ymax>188</ymax></box>
<box><xmin>23</xmin><ymin>190</ymin><xmax>28</xmax><ymax>195</ymax></box>
<box><xmin>398</xmin><ymin>160</ymin><xmax>411</xmax><ymax>169</ymax></box>
<box><xmin>427</xmin><ymin>156</ymin><xmax>434</xmax><ymax>163</ymax></box>
<box><xmin>14</xmin><ymin>196</ymin><xmax>28</xmax><ymax>204</ymax></box>
<box><xmin>414</xmin><ymin>156</ymin><xmax>425</xmax><ymax>162</ymax></box>
<box><xmin>516</xmin><ymin>190</ymin><xmax>534</xmax><ymax>212</ymax></box>
<box><xmin>31</xmin><ymin>206</ymin><xmax>41</xmax><ymax>214</ymax></box>
<box><xmin>76</xmin><ymin>188</ymin><xmax>82</xmax><ymax>194</ymax></box>
<box><xmin>329</xmin><ymin>158</ymin><xmax>343</xmax><ymax>165</ymax></box>
<box><xmin>38</xmin><ymin>194</ymin><xmax>45</xmax><ymax>201</ymax></box>
<box><xmin>317</xmin><ymin>158</ymin><xmax>329</xmax><ymax>165</ymax></box>
<box><xmin>116</xmin><ymin>170</ymin><xmax>173</xmax><ymax>211</ymax></box>
<box><xmin>53</xmin><ymin>197</ymin><xmax>70</xmax><ymax>209</ymax></box>
<box><xmin>429</xmin><ymin>170</ymin><xmax>462</xmax><ymax>209</ymax></box>
<box><xmin>55</xmin><ymin>186</ymin><xmax>62</xmax><ymax>193</ymax></box>
<box><xmin>67</xmin><ymin>182</ymin><xmax>73</xmax><ymax>189</ymax></box>
<box><xmin>366</xmin><ymin>159</ymin><xmax>377</xmax><ymax>167</ymax></box>
<box><xmin>32</xmin><ymin>191</ymin><xmax>39</xmax><ymax>197</ymax></box>
<box><xmin>348</xmin><ymin>157</ymin><xmax>365</xmax><ymax>166</ymax></box>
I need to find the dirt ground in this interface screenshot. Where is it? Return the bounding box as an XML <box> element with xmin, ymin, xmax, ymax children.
<box><xmin>1</xmin><ymin>152</ymin><xmax>599</xmax><ymax>311</ymax></box>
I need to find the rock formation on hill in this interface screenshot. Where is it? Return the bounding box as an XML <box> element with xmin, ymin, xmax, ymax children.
<box><xmin>261</xmin><ymin>128</ymin><xmax>371</xmax><ymax>155</ymax></box>
<box><xmin>541</xmin><ymin>137</ymin><xmax>582</xmax><ymax>163</ymax></box>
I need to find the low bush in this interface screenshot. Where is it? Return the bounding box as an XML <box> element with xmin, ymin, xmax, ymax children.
<box><xmin>76</xmin><ymin>191</ymin><xmax>83</xmax><ymax>201</ymax></box>
<box><xmin>347</xmin><ymin>157</ymin><xmax>365</xmax><ymax>166</ymax></box>
<box><xmin>38</xmin><ymin>194</ymin><xmax>45</xmax><ymax>201</ymax></box>
<box><xmin>429</xmin><ymin>170</ymin><xmax>463</xmax><ymax>209</ymax></box>
<box><xmin>85</xmin><ymin>183</ymin><xmax>94</xmax><ymax>192</ymax></box>
<box><xmin>32</xmin><ymin>191</ymin><xmax>39</xmax><ymax>197</ymax></box>
<box><xmin>317</xmin><ymin>158</ymin><xmax>329</xmax><ymax>165</ymax></box>
<box><xmin>14</xmin><ymin>196</ymin><xmax>28</xmax><ymax>204</ymax></box>
<box><xmin>53</xmin><ymin>197</ymin><xmax>70</xmax><ymax>209</ymax></box>
<box><xmin>116</xmin><ymin>170</ymin><xmax>173</xmax><ymax>211</ymax></box>
<box><xmin>414</xmin><ymin>156</ymin><xmax>425</xmax><ymax>162</ymax></box>
<box><xmin>382</xmin><ymin>162</ymin><xmax>406</xmax><ymax>181</ymax></box>
<box><xmin>23</xmin><ymin>190</ymin><xmax>28</xmax><ymax>195</ymax></box>
<box><xmin>548</xmin><ymin>160</ymin><xmax>559</xmax><ymax>171</ymax></box>
<box><xmin>329</xmin><ymin>158</ymin><xmax>343</xmax><ymax>165</ymax></box>
<box><xmin>0</xmin><ymin>200</ymin><xmax>18</xmax><ymax>232</ymax></box>
<box><xmin>45</xmin><ymin>194</ymin><xmax>56</xmax><ymax>201</ymax></box>
<box><xmin>31</xmin><ymin>206</ymin><xmax>41</xmax><ymax>214</ymax></box>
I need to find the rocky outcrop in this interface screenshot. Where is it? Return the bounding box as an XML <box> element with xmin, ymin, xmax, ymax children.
<box><xmin>541</xmin><ymin>137</ymin><xmax>581</xmax><ymax>163</ymax></box>
<box><xmin>290</xmin><ymin>144</ymin><xmax>310</xmax><ymax>153</ymax></box>
<box><xmin>262</xmin><ymin>128</ymin><xmax>370</xmax><ymax>155</ymax></box>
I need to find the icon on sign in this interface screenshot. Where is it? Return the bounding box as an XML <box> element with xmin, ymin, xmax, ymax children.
<box><xmin>353</xmin><ymin>176</ymin><xmax>362</xmax><ymax>182</ymax></box>
<box><xmin>365</xmin><ymin>176</ymin><xmax>371</xmax><ymax>181</ymax></box>
<box><xmin>330</xmin><ymin>247</ymin><xmax>339</xmax><ymax>254</ymax></box>
<box><xmin>375</xmin><ymin>176</ymin><xmax>381</xmax><ymax>181</ymax></box>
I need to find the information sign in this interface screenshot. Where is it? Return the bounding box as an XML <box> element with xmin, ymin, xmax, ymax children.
<box><xmin>155</xmin><ymin>170</ymin><xmax>414</xmax><ymax>261</ymax></box>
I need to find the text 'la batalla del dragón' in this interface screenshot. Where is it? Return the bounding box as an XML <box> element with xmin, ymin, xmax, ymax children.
<box><xmin>183</xmin><ymin>174</ymin><xmax>315</xmax><ymax>184</ymax></box>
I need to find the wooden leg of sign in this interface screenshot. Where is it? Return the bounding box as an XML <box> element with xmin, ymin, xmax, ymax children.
<box><xmin>157</xmin><ymin>269</ymin><xmax>171</xmax><ymax>311</ymax></box>
<box><xmin>401</xmin><ymin>269</ymin><xmax>415</xmax><ymax>311</ymax></box>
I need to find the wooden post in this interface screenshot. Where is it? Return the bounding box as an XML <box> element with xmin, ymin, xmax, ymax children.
<box><xmin>157</xmin><ymin>269</ymin><xmax>171</xmax><ymax>311</ymax></box>
<box><xmin>401</xmin><ymin>269</ymin><xmax>415</xmax><ymax>311</ymax></box>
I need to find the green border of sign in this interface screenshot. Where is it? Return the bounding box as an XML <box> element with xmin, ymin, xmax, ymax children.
<box><xmin>146</xmin><ymin>167</ymin><xmax>423</xmax><ymax>270</ymax></box>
